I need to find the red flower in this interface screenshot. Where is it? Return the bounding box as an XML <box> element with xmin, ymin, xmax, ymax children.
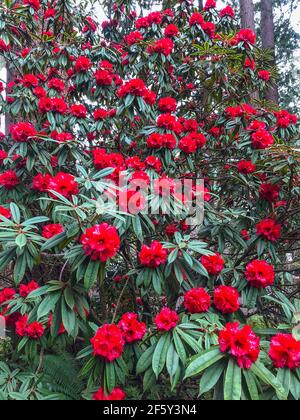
<box><xmin>118</xmin><ymin>312</ymin><xmax>147</xmax><ymax>343</ymax></box>
<box><xmin>236</xmin><ymin>29</ymin><xmax>256</xmax><ymax>46</ymax></box>
<box><xmin>91</xmin><ymin>324</ymin><xmax>125</xmax><ymax>362</ymax></box>
<box><xmin>251</xmin><ymin>130</ymin><xmax>274</xmax><ymax>149</ymax></box>
<box><xmin>0</xmin><ymin>206</ymin><xmax>11</xmax><ymax>219</ymax></box>
<box><xmin>201</xmin><ymin>253</ymin><xmax>225</xmax><ymax>275</ymax></box>
<box><xmin>95</xmin><ymin>69</ymin><xmax>113</xmax><ymax>86</ymax></box>
<box><xmin>245</xmin><ymin>260</ymin><xmax>275</xmax><ymax>288</ymax></box>
<box><xmin>155</xmin><ymin>308</ymin><xmax>179</xmax><ymax>332</ymax></box>
<box><xmin>70</xmin><ymin>104</ymin><xmax>87</xmax><ymax>118</ymax></box>
<box><xmin>42</xmin><ymin>224</ymin><xmax>64</xmax><ymax>239</ymax></box>
<box><xmin>179</xmin><ymin>135</ymin><xmax>198</xmax><ymax>154</ymax></box>
<box><xmin>184</xmin><ymin>288</ymin><xmax>211</xmax><ymax>314</ymax></box>
<box><xmin>158</xmin><ymin>97</ymin><xmax>177</xmax><ymax>113</ymax></box>
<box><xmin>275</xmin><ymin>110</ymin><xmax>298</xmax><ymax>128</ymax></box>
<box><xmin>147</xmin><ymin>11</ymin><xmax>163</xmax><ymax>25</ymax></box>
<box><xmin>10</xmin><ymin>122</ymin><xmax>36</xmax><ymax>143</ymax></box>
<box><xmin>157</xmin><ymin>114</ymin><xmax>182</xmax><ymax>134</ymax></box>
<box><xmin>139</xmin><ymin>241</ymin><xmax>168</xmax><ymax>268</ymax></box>
<box><xmin>204</xmin><ymin>0</ymin><xmax>216</xmax><ymax>10</ymax></box>
<box><xmin>26</xmin><ymin>322</ymin><xmax>45</xmax><ymax>339</ymax></box>
<box><xmin>48</xmin><ymin>78</ymin><xmax>65</xmax><ymax>93</ymax></box>
<box><xmin>19</xmin><ymin>280</ymin><xmax>39</xmax><ymax>298</ymax></box>
<box><xmin>0</xmin><ymin>288</ymin><xmax>16</xmax><ymax>305</ymax></box>
<box><xmin>226</xmin><ymin>106</ymin><xmax>244</xmax><ymax>119</ymax></box>
<box><xmin>237</xmin><ymin>160</ymin><xmax>256</xmax><ymax>174</ymax></box>
<box><xmin>123</xmin><ymin>31</ymin><xmax>143</xmax><ymax>46</ymax></box>
<box><xmin>23</xmin><ymin>0</ymin><xmax>40</xmax><ymax>11</ymax></box>
<box><xmin>244</xmin><ymin>58</ymin><xmax>256</xmax><ymax>70</ymax></box>
<box><xmin>269</xmin><ymin>334</ymin><xmax>300</xmax><ymax>370</ymax></box>
<box><xmin>75</xmin><ymin>56</ymin><xmax>92</xmax><ymax>72</ymax></box>
<box><xmin>166</xmin><ymin>224</ymin><xmax>178</xmax><ymax>237</ymax></box>
<box><xmin>258</xmin><ymin>70</ymin><xmax>271</xmax><ymax>81</ymax></box>
<box><xmin>80</xmin><ymin>223</ymin><xmax>121</xmax><ymax>262</ymax></box>
<box><xmin>49</xmin><ymin>172</ymin><xmax>79</xmax><ymax>198</ymax></box>
<box><xmin>117</xmin><ymin>79</ymin><xmax>147</xmax><ymax>98</ymax></box>
<box><xmin>214</xmin><ymin>286</ymin><xmax>240</xmax><ymax>314</ymax></box>
<box><xmin>256</xmin><ymin>219</ymin><xmax>281</xmax><ymax>242</ymax></box>
<box><xmin>22</xmin><ymin>74</ymin><xmax>39</xmax><ymax>88</ymax></box>
<box><xmin>32</xmin><ymin>173</ymin><xmax>52</xmax><ymax>192</ymax></box>
<box><xmin>259</xmin><ymin>183</ymin><xmax>280</xmax><ymax>203</ymax></box>
<box><xmin>241</xmin><ymin>229</ymin><xmax>250</xmax><ymax>241</ymax></box>
<box><xmin>220</xmin><ymin>6</ymin><xmax>235</xmax><ymax>18</ymax></box>
<box><xmin>0</xmin><ymin>39</ymin><xmax>10</xmax><ymax>52</ymax></box>
<box><xmin>148</xmin><ymin>38</ymin><xmax>174</xmax><ymax>56</ymax></box>
<box><xmin>219</xmin><ymin>323</ymin><xmax>260</xmax><ymax>369</ymax></box>
<box><xmin>94</xmin><ymin>107</ymin><xmax>109</xmax><ymax>120</ymax></box>
<box><xmin>0</xmin><ymin>170</ymin><xmax>20</xmax><ymax>190</ymax></box>
<box><xmin>16</xmin><ymin>314</ymin><xmax>45</xmax><ymax>339</ymax></box>
<box><xmin>145</xmin><ymin>156</ymin><xmax>162</xmax><ymax>172</ymax></box>
<box><xmin>164</xmin><ymin>24</ymin><xmax>179</xmax><ymax>38</ymax></box>
<box><xmin>0</xmin><ymin>150</ymin><xmax>7</xmax><ymax>165</ymax></box>
<box><xmin>189</xmin><ymin>13</ymin><xmax>204</xmax><ymax>26</ymax></box>
<box><xmin>93</xmin><ymin>387</ymin><xmax>126</xmax><ymax>401</ymax></box>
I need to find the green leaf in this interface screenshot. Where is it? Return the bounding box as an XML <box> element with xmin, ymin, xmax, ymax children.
<box><xmin>10</xmin><ymin>203</ymin><xmax>20</xmax><ymax>224</ymax></box>
<box><xmin>199</xmin><ymin>359</ymin><xmax>226</xmax><ymax>396</ymax></box>
<box><xmin>185</xmin><ymin>347</ymin><xmax>224</xmax><ymax>379</ymax></box>
<box><xmin>166</xmin><ymin>342</ymin><xmax>179</xmax><ymax>379</ymax></box>
<box><xmin>136</xmin><ymin>345</ymin><xmax>156</xmax><ymax>374</ymax></box>
<box><xmin>105</xmin><ymin>362</ymin><xmax>116</xmax><ymax>393</ymax></box>
<box><xmin>152</xmin><ymin>334</ymin><xmax>171</xmax><ymax>378</ymax></box>
<box><xmin>84</xmin><ymin>260</ymin><xmax>101</xmax><ymax>290</ymax></box>
<box><xmin>224</xmin><ymin>359</ymin><xmax>242</xmax><ymax>400</ymax></box>
<box><xmin>15</xmin><ymin>234</ymin><xmax>27</xmax><ymax>249</ymax></box>
<box><xmin>251</xmin><ymin>362</ymin><xmax>287</xmax><ymax>400</ymax></box>
<box><xmin>243</xmin><ymin>370</ymin><xmax>260</xmax><ymax>400</ymax></box>
<box><xmin>277</xmin><ymin>368</ymin><xmax>291</xmax><ymax>400</ymax></box>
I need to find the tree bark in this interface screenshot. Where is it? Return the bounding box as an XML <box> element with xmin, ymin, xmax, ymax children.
<box><xmin>239</xmin><ymin>0</ymin><xmax>255</xmax><ymax>30</ymax></box>
<box><xmin>260</xmin><ymin>0</ymin><xmax>279</xmax><ymax>104</ymax></box>
<box><xmin>198</xmin><ymin>0</ymin><xmax>204</xmax><ymax>10</ymax></box>
<box><xmin>4</xmin><ymin>67</ymin><xmax>13</xmax><ymax>136</ymax></box>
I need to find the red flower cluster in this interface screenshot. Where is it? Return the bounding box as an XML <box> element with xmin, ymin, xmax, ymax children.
<box><xmin>256</xmin><ymin>219</ymin><xmax>281</xmax><ymax>242</ymax></box>
<box><xmin>0</xmin><ymin>288</ymin><xmax>16</xmax><ymax>305</ymax></box>
<box><xmin>118</xmin><ymin>312</ymin><xmax>147</xmax><ymax>343</ymax></box>
<box><xmin>16</xmin><ymin>315</ymin><xmax>45</xmax><ymax>339</ymax></box>
<box><xmin>38</xmin><ymin>97</ymin><xmax>68</xmax><ymax>114</ymax></box>
<box><xmin>93</xmin><ymin>387</ymin><xmax>126</xmax><ymax>401</ymax></box>
<box><xmin>179</xmin><ymin>132</ymin><xmax>207</xmax><ymax>154</ymax></box>
<box><xmin>94</xmin><ymin>69</ymin><xmax>113</xmax><ymax>86</ymax></box>
<box><xmin>220</xmin><ymin>6</ymin><xmax>235</xmax><ymax>18</ymax></box>
<box><xmin>269</xmin><ymin>334</ymin><xmax>300</xmax><ymax>370</ymax></box>
<box><xmin>80</xmin><ymin>223</ymin><xmax>121</xmax><ymax>262</ymax></box>
<box><xmin>258</xmin><ymin>70</ymin><xmax>271</xmax><ymax>81</ymax></box>
<box><xmin>219</xmin><ymin>322</ymin><xmax>260</xmax><ymax>369</ymax></box>
<box><xmin>275</xmin><ymin>110</ymin><xmax>298</xmax><ymax>128</ymax></box>
<box><xmin>184</xmin><ymin>288</ymin><xmax>211</xmax><ymax>314</ymax></box>
<box><xmin>49</xmin><ymin>172</ymin><xmax>79</xmax><ymax>198</ymax></box>
<box><xmin>236</xmin><ymin>29</ymin><xmax>256</xmax><ymax>46</ymax></box>
<box><xmin>123</xmin><ymin>31</ymin><xmax>143</xmax><ymax>46</ymax></box>
<box><xmin>214</xmin><ymin>286</ymin><xmax>240</xmax><ymax>314</ymax></box>
<box><xmin>91</xmin><ymin>324</ymin><xmax>125</xmax><ymax>362</ymax></box>
<box><xmin>10</xmin><ymin>122</ymin><xmax>36</xmax><ymax>142</ymax></box>
<box><xmin>19</xmin><ymin>280</ymin><xmax>39</xmax><ymax>298</ymax></box>
<box><xmin>164</xmin><ymin>24</ymin><xmax>179</xmax><ymax>38</ymax></box>
<box><xmin>147</xmin><ymin>133</ymin><xmax>177</xmax><ymax>150</ymax></box>
<box><xmin>201</xmin><ymin>253</ymin><xmax>225</xmax><ymax>275</ymax></box>
<box><xmin>245</xmin><ymin>260</ymin><xmax>275</xmax><ymax>288</ymax></box>
<box><xmin>117</xmin><ymin>79</ymin><xmax>154</xmax><ymax>103</ymax></box>
<box><xmin>237</xmin><ymin>160</ymin><xmax>256</xmax><ymax>174</ymax></box>
<box><xmin>0</xmin><ymin>206</ymin><xmax>12</xmax><ymax>219</ymax></box>
<box><xmin>23</xmin><ymin>0</ymin><xmax>40</xmax><ymax>11</ymax></box>
<box><xmin>189</xmin><ymin>13</ymin><xmax>215</xmax><ymax>38</ymax></box>
<box><xmin>22</xmin><ymin>74</ymin><xmax>39</xmax><ymax>88</ymax></box>
<box><xmin>157</xmin><ymin>114</ymin><xmax>182</xmax><ymax>133</ymax></box>
<box><xmin>75</xmin><ymin>56</ymin><xmax>92</xmax><ymax>72</ymax></box>
<box><xmin>0</xmin><ymin>170</ymin><xmax>20</xmax><ymax>190</ymax></box>
<box><xmin>139</xmin><ymin>241</ymin><xmax>168</xmax><ymax>268</ymax></box>
<box><xmin>259</xmin><ymin>183</ymin><xmax>280</xmax><ymax>203</ymax></box>
<box><xmin>148</xmin><ymin>38</ymin><xmax>174</xmax><ymax>56</ymax></box>
<box><xmin>158</xmin><ymin>97</ymin><xmax>177</xmax><ymax>113</ymax></box>
<box><xmin>155</xmin><ymin>307</ymin><xmax>179</xmax><ymax>332</ymax></box>
<box><xmin>251</xmin><ymin>129</ymin><xmax>274</xmax><ymax>149</ymax></box>
<box><xmin>42</xmin><ymin>224</ymin><xmax>64</xmax><ymax>239</ymax></box>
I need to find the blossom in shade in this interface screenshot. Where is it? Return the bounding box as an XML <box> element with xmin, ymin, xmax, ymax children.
<box><xmin>245</xmin><ymin>260</ymin><xmax>275</xmax><ymax>288</ymax></box>
<box><xmin>184</xmin><ymin>288</ymin><xmax>211</xmax><ymax>314</ymax></box>
<box><xmin>256</xmin><ymin>219</ymin><xmax>281</xmax><ymax>242</ymax></box>
<box><xmin>80</xmin><ymin>223</ymin><xmax>120</xmax><ymax>262</ymax></box>
<box><xmin>219</xmin><ymin>322</ymin><xmax>260</xmax><ymax>369</ymax></box>
<box><xmin>269</xmin><ymin>334</ymin><xmax>300</xmax><ymax>370</ymax></box>
<box><xmin>139</xmin><ymin>241</ymin><xmax>168</xmax><ymax>268</ymax></box>
<box><xmin>155</xmin><ymin>308</ymin><xmax>179</xmax><ymax>332</ymax></box>
<box><xmin>42</xmin><ymin>224</ymin><xmax>64</xmax><ymax>239</ymax></box>
<box><xmin>93</xmin><ymin>387</ymin><xmax>126</xmax><ymax>401</ymax></box>
<box><xmin>201</xmin><ymin>253</ymin><xmax>225</xmax><ymax>275</ymax></box>
<box><xmin>118</xmin><ymin>312</ymin><xmax>147</xmax><ymax>343</ymax></box>
<box><xmin>19</xmin><ymin>280</ymin><xmax>39</xmax><ymax>298</ymax></box>
<box><xmin>214</xmin><ymin>286</ymin><xmax>240</xmax><ymax>314</ymax></box>
<box><xmin>91</xmin><ymin>324</ymin><xmax>125</xmax><ymax>362</ymax></box>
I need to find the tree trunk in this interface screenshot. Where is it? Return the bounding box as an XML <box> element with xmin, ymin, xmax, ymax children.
<box><xmin>4</xmin><ymin>67</ymin><xmax>13</xmax><ymax>136</ymax></box>
<box><xmin>260</xmin><ymin>0</ymin><xmax>279</xmax><ymax>104</ymax></box>
<box><xmin>198</xmin><ymin>0</ymin><xmax>204</xmax><ymax>10</ymax></box>
<box><xmin>239</xmin><ymin>0</ymin><xmax>255</xmax><ymax>30</ymax></box>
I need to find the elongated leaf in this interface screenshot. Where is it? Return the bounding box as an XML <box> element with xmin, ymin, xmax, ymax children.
<box><xmin>251</xmin><ymin>362</ymin><xmax>286</xmax><ymax>400</ymax></box>
<box><xmin>224</xmin><ymin>359</ymin><xmax>242</xmax><ymax>401</ymax></box>
<box><xmin>152</xmin><ymin>334</ymin><xmax>171</xmax><ymax>378</ymax></box>
<box><xmin>199</xmin><ymin>359</ymin><xmax>226</xmax><ymax>396</ymax></box>
<box><xmin>185</xmin><ymin>347</ymin><xmax>224</xmax><ymax>379</ymax></box>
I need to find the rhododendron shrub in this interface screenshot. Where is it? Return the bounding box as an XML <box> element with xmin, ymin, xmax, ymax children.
<box><xmin>0</xmin><ymin>0</ymin><xmax>299</xmax><ymax>401</ymax></box>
